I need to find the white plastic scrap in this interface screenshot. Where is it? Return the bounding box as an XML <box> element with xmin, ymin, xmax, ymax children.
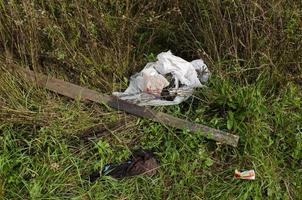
<box><xmin>113</xmin><ymin>51</ymin><xmax>210</xmax><ymax>106</ymax></box>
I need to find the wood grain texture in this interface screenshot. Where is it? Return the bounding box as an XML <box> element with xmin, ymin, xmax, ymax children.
<box><xmin>17</xmin><ymin>68</ymin><xmax>239</xmax><ymax>147</ymax></box>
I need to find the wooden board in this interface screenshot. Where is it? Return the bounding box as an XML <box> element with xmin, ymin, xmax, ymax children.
<box><xmin>17</xmin><ymin>68</ymin><xmax>239</xmax><ymax>147</ymax></box>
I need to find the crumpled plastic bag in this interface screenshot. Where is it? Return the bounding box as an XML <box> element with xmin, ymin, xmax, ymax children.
<box><xmin>113</xmin><ymin>51</ymin><xmax>210</xmax><ymax>106</ymax></box>
<box><xmin>89</xmin><ymin>151</ymin><xmax>159</xmax><ymax>181</ymax></box>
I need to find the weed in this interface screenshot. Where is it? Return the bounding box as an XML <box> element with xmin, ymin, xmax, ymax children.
<box><xmin>1</xmin><ymin>0</ymin><xmax>302</xmax><ymax>199</ymax></box>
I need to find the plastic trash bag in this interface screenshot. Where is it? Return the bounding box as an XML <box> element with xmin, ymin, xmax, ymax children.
<box><xmin>113</xmin><ymin>51</ymin><xmax>210</xmax><ymax>106</ymax></box>
<box><xmin>89</xmin><ymin>151</ymin><xmax>159</xmax><ymax>181</ymax></box>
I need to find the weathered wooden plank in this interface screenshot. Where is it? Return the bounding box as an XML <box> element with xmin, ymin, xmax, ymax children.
<box><xmin>17</xmin><ymin>68</ymin><xmax>239</xmax><ymax>147</ymax></box>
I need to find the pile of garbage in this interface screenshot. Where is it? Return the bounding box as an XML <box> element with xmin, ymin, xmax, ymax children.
<box><xmin>90</xmin><ymin>52</ymin><xmax>253</xmax><ymax>182</ymax></box>
<box><xmin>113</xmin><ymin>51</ymin><xmax>210</xmax><ymax>106</ymax></box>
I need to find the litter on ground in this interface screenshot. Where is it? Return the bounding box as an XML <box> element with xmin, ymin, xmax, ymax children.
<box><xmin>234</xmin><ymin>169</ymin><xmax>255</xmax><ymax>180</ymax></box>
<box><xmin>89</xmin><ymin>151</ymin><xmax>159</xmax><ymax>181</ymax></box>
<box><xmin>113</xmin><ymin>51</ymin><xmax>210</xmax><ymax>106</ymax></box>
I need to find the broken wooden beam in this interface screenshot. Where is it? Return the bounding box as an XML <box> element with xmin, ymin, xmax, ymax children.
<box><xmin>17</xmin><ymin>68</ymin><xmax>239</xmax><ymax>147</ymax></box>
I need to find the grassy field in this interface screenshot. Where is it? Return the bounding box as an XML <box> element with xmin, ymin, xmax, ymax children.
<box><xmin>1</xmin><ymin>0</ymin><xmax>302</xmax><ymax>199</ymax></box>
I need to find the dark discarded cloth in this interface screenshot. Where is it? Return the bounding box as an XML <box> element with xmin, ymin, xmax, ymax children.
<box><xmin>89</xmin><ymin>151</ymin><xmax>159</xmax><ymax>182</ymax></box>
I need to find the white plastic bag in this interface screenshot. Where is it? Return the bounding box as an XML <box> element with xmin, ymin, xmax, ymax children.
<box><xmin>113</xmin><ymin>51</ymin><xmax>210</xmax><ymax>106</ymax></box>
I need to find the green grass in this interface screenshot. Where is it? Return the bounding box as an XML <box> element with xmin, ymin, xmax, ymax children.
<box><xmin>1</xmin><ymin>0</ymin><xmax>302</xmax><ymax>199</ymax></box>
